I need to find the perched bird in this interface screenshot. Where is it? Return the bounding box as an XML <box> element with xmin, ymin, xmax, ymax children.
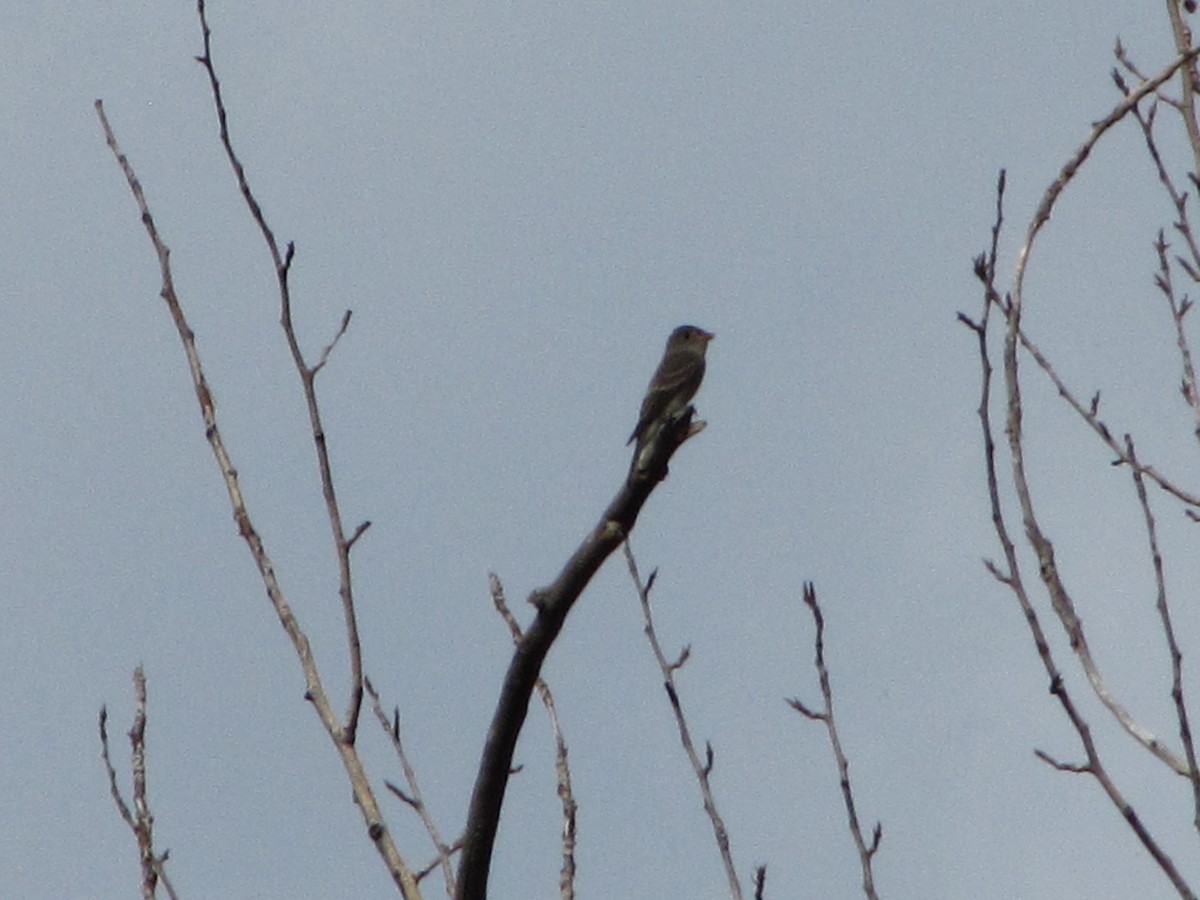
<box><xmin>628</xmin><ymin>325</ymin><xmax>714</xmax><ymax>467</ymax></box>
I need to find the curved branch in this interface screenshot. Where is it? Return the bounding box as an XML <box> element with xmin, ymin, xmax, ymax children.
<box><xmin>488</xmin><ymin>575</ymin><xmax>577</xmax><ymax>899</ymax></box>
<box><xmin>456</xmin><ymin>410</ymin><xmax>705</xmax><ymax>899</ymax></box>
<box><xmin>1012</xmin><ymin>46</ymin><xmax>1200</xmax><ymax>305</ymax></box>
<box><xmin>966</xmin><ymin>170</ymin><xmax>1195</xmax><ymax>898</ymax></box>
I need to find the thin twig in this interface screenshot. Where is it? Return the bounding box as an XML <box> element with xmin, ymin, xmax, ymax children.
<box><xmin>1126</xmin><ymin>436</ymin><xmax>1200</xmax><ymax>834</ymax></box>
<box><xmin>1034</xmin><ymin>749</ymin><xmax>1091</xmax><ymax>774</ymax></box>
<box><xmin>415</xmin><ymin>841</ymin><xmax>464</xmax><ymax>883</ymax></box>
<box><xmin>753</xmin><ymin>866</ymin><xmax>766</xmax><ymax>900</ymax></box>
<box><xmin>99</xmin><ymin>669</ymin><xmax>179</xmax><ymax>900</ymax></box>
<box><xmin>366</xmin><ymin>677</ymin><xmax>455</xmax><ymax>897</ymax></box>
<box><xmin>194</xmin><ymin>0</ymin><xmax>367</xmax><ymax>743</ymax></box>
<box><xmin>1153</xmin><ymin>234</ymin><xmax>1200</xmax><ymax>450</ymax></box>
<box><xmin>788</xmin><ymin>584</ymin><xmax>881</xmax><ymax>900</ymax></box>
<box><xmin>623</xmin><ymin>542</ymin><xmax>742</xmax><ymax>900</ymax></box>
<box><xmin>1129</xmin><ymin>87</ymin><xmax>1200</xmax><ymax>449</ymax></box>
<box><xmin>1013</xmin><ymin>321</ymin><xmax>1200</xmax><ymax>510</ymax></box>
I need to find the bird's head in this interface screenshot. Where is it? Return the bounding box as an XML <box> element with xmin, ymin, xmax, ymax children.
<box><xmin>669</xmin><ymin>325</ymin><xmax>715</xmax><ymax>352</ymax></box>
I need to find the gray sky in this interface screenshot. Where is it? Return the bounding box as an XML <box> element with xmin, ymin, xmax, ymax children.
<box><xmin>5</xmin><ymin>2</ymin><xmax>1199</xmax><ymax>897</ymax></box>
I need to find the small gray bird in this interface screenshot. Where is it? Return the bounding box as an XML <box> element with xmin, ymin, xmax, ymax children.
<box><xmin>628</xmin><ymin>325</ymin><xmax>714</xmax><ymax>465</ymax></box>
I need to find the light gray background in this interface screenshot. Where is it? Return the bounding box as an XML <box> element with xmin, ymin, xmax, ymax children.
<box><xmin>4</xmin><ymin>2</ymin><xmax>1199</xmax><ymax>897</ymax></box>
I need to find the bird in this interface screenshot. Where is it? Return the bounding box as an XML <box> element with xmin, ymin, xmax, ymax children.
<box><xmin>628</xmin><ymin>325</ymin><xmax>714</xmax><ymax>467</ymax></box>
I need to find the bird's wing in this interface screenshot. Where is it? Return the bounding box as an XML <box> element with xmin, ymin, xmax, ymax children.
<box><xmin>627</xmin><ymin>353</ymin><xmax>705</xmax><ymax>445</ymax></box>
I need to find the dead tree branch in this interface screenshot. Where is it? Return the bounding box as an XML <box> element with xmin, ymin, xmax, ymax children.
<box><xmin>489</xmin><ymin>574</ymin><xmax>577</xmax><ymax>900</ymax></box>
<box><xmin>456</xmin><ymin>405</ymin><xmax>706</xmax><ymax>899</ymax></box>
<box><xmin>788</xmin><ymin>583</ymin><xmax>881</xmax><ymax>900</ymax></box>
<box><xmin>623</xmin><ymin>542</ymin><xmax>742</xmax><ymax>900</ymax></box>
<box><xmin>366</xmin><ymin>677</ymin><xmax>456</xmax><ymax>898</ymax></box>
<box><xmin>965</xmin><ymin>166</ymin><xmax>1196</xmax><ymax>897</ymax></box>
<box><xmin>99</xmin><ymin>668</ymin><xmax>178</xmax><ymax>900</ymax></box>
<box><xmin>1125</xmin><ymin>436</ymin><xmax>1200</xmax><ymax>834</ymax></box>
<box><xmin>95</xmin><ymin>23</ymin><xmax>419</xmax><ymax>893</ymax></box>
<box><xmin>193</xmin><ymin>0</ymin><xmax>368</xmax><ymax>743</ymax></box>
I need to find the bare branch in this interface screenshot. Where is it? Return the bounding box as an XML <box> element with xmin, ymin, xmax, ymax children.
<box><xmin>1013</xmin><ymin>321</ymin><xmax>1200</xmax><ymax>507</ymax></box>
<box><xmin>416</xmin><ymin>842</ymin><xmax>464</xmax><ymax>884</ymax></box>
<box><xmin>967</xmin><ymin>170</ymin><xmax>1196</xmax><ymax>898</ymax></box>
<box><xmin>366</xmin><ymin>677</ymin><xmax>454</xmax><ymax>897</ymax></box>
<box><xmin>624</xmin><ymin>542</ymin><xmax>742</xmax><ymax>900</ymax></box>
<box><xmin>785</xmin><ymin>697</ymin><xmax>825</xmax><ymax>722</ymax></box>
<box><xmin>1165</xmin><ymin>0</ymin><xmax>1200</xmax><ymax>174</ymax></box>
<box><xmin>100</xmin><ymin>707</ymin><xmax>134</xmax><ymax>832</ymax></box>
<box><xmin>347</xmin><ymin>520</ymin><xmax>372</xmax><ymax>549</ymax></box>
<box><xmin>385</xmin><ymin>780</ymin><xmax>419</xmax><ymax>809</ymax></box>
<box><xmin>1034</xmin><ymin>749</ymin><xmax>1091</xmax><ymax>774</ymax></box>
<box><xmin>1132</xmin><ymin>114</ymin><xmax>1200</xmax><ymax>448</ymax></box>
<box><xmin>1126</xmin><ymin>436</ymin><xmax>1200</xmax><ymax>833</ymax></box>
<box><xmin>457</xmin><ymin>405</ymin><xmax>706</xmax><ymax>899</ymax></box>
<box><xmin>984</xmin><ymin>105</ymin><xmax>1193</xmax><ymax>778</ymax></box>
<box><xmin>314</xmin><ymin>309</ymin><xmax>354</xmax><ymax>374</ymax></box>
<box><xmin>99</xmin><ymin>669</ymin><xmax>178</xmax><ymax>900</ymax></box>
<box><xmin>542</xmin><ymin>668</ymin><xmax>577</xmax><ymax>900</ymax></box>
<box><xmin>1013</xmin><ymin>45</ymin><xmax>1200</xmax><ymax>307</ymax></box>
<box><xmin>488</xmin><ymin>574</ymin><xmax>577</xmax><ymax>900</ymax></box>
<box><xmin>95</xmin><ymin>83</ymin><xmax>419</xmax><ymax>900</ymax></box>
<box><xmin>193</xmin><ymin>0</ymin><xmax>367</xmax><ymax>743</ymax></box>
<box><xmin>1002</xmin><ymin>46</ymin><xmax>1200</xmax><ymax>508</ymax></box>
<box><xmin>790</xmin><ymin>584</ymin><xmax>881</xmax><ymax>900</ymax></box>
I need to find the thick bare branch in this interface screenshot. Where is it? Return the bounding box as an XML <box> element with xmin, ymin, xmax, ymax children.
<box><xmin>456</xmin><ymin>407</ymin><xmax>706</xmax><ymax>899</ymax></box>
<box><xmin>488</xmin><ymin>574</ymin><xmax>577</xmax><ymax>900</ymax></box>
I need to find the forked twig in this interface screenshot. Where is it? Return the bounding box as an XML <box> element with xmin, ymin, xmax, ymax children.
<box><xmin>366</xmin><ymin>677</ymin><xmax>456</xmax><ymax>897</ymax></box>
<box><xmin>1013</xmin><ymin>45</ymin><xmax>1200</xmax><ymax>304</ymax></box>
<box><xmin>99</xmin><ymin>668</ymin><xmax>179</xmax><ymax>900</ymax></box>
<box><xmin>623</xmin><ymin>541</ymin><xmax>742</xmax><ymax>900</ymax></box>
<box><xmin>788</xmin><ymin>584</ymin><xmax>881</xmax><ymax>900</ymax></box>
<box><xmin>193</xmin><ymin>0</ymin><xmax>368</xmax><ymax>743</ymax></box>
<box><xmin>1125</xmin><ymin>436</ymin><xmax>1200</xmax><ymax>833</ymax></box>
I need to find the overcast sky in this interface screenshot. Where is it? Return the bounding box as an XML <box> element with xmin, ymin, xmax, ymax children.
<box><xmin>5</xmin><ymin>2</ymin><xmax>1200</xmax><ymax>898</ymax></box>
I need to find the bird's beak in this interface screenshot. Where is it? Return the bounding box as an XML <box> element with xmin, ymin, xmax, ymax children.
<box><xmin>701</xmin><ymin>330</ymin><xmax>715</xmax><ymax>342</ymax></box>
